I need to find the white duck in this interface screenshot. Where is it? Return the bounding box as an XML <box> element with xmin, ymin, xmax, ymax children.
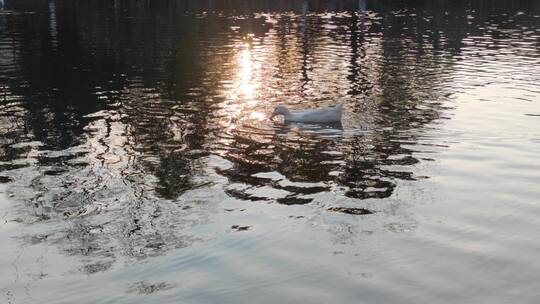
<box><xmin>270</xmin><ymin>103</ymin><xmax>343</xmax><ymax>123</ymax></box>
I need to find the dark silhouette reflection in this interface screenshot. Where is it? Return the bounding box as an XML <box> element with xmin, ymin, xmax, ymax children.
<box><xmin>218</xmin><ymin>123</ymin><xmax>344</xmax><ymax>204</ymax></box>
<box><xmin>0</xmin><ymin>0</ymin><xmax>538</xmax><ymax>272</ymax></box>
<box><xmin>275</xmin><ymin>121</ymin><xmax>344</xmax><ymax>135</ymax></box>
<box><xmin>340</xmin><ymin>132</ymin><xmax>420</xmax><ymax>199</ymax></box>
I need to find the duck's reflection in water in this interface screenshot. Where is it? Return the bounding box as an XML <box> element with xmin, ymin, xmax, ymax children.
<box><xmin>273</xmin><ymin>121</ymin><xmax>344</xmax><ymax>136</ymax></box>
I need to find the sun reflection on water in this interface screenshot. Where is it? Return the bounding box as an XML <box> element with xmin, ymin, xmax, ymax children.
<box><xmin>222</xmin><ymin>35</ymin><xmax>266</xmax><ymax>129</ymax></box>
<box><xmin>238</xmin><ymin>45</ymin><xmax>257</xmax><ymax>100</ymax></box>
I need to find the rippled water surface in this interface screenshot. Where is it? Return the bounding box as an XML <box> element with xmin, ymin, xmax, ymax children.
<box><xmin>1</xmin><ymin>0</ymin><xmax>540</xmax><ymax>303</ymax></box>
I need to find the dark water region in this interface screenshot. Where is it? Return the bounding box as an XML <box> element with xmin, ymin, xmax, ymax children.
<box><xmin>1</xmin><ymin>0</ymin><xmax>540</xmax><ymax>303</ymax></box>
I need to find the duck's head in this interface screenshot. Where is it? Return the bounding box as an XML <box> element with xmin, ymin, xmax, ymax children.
<box><xmin>270</xmin><ymin>105</ymin><xmax>290</xmax><ymax>119</ymax></box>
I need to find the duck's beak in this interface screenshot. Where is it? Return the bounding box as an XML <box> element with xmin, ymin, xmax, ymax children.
<box><xmin>269</xmin><ymin>113</ymin><xmax>276</xmax><ymax>120</ymax></box>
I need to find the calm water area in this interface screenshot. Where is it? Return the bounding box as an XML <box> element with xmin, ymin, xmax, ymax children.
<box><xmin>1</xmin><ymin>0</ymin><xmax>540</xmax><ymax>303</ymax></box>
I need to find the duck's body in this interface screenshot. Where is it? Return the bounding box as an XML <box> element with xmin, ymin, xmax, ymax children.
<box><xmin>271</xmin><ymin>103</ymin><xmax>343</xmax><ymax>123</ymax></box>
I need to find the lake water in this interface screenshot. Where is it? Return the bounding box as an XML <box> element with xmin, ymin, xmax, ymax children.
<box><xmin>1</xmin><ymin>0</ymin><xmax>540</xmax><ymax>303</ymax></box>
